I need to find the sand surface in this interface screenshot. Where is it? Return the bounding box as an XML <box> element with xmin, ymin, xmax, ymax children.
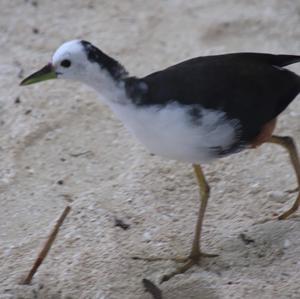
<box><xmin>1</xmin><ymin>0</ymin><xmax>300</xmax><ymax>298</ymax></box>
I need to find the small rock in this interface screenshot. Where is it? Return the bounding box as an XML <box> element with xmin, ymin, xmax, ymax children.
<box><xmin>239</xmin><ymin>233</ymin><xmax>255</xmax><ymax>245</ymax></box>
<box><xmin>142</xmin><ymin>231</ymin><xmax>152</xmax><ymax>242</ymax></box>
<box><xmin>165</xmin><ymin>185</ymin><xmax>175</xmax><ymax>191</ymax></box>
<box><xmin>18</xmin><ymin>67</ymin><xmax>24</xmax><ymax>78</ymax></box>
<box><xmin>249</xmin><ymin>183</ymin><xmax>262</xmax><ymax>194</ymax></box>
<box><xmin>114</xmin><ymin>218</ymin><xmax>130</xmax><ymax>230</ymax></box>
<box><xmin>4</xmin><ymin>246</ymin><xmax>15</xmax><ymax>256</ymax></box>
<box><xmin>32</xmin><ymin>27</ymin><xmax>39</xmax><ymax>34</ymax></box>
<box><xmin>268</xmin><ymin>191</ymin><xmax>286</xmax><ymax>203</ymax></box>
<box><xmin>283</xmin><ymin>239</ymin><xmax>291</xmax><ymax>249</ymax></box>
<box><xmin>26</xmin><ymin>167</ymin><xmax>34</xmax><ymax>174</ymax></box>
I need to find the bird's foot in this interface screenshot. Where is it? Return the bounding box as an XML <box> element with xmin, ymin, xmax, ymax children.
<box><xmin>278</xmin><ymin>204</ymin><xmax>299</xmax><ymax>220</ymax></box>
<box><xmin>132</xmin><ymin>251</ymin><xmax>217</xmax><ymax>263</ymax></box>
<box><xmin>160</xmin><ymin>251</ymin><xmax>218</xmax><ymax>283</ymax></box>
<box><xmin>132</xmin><ymin>250</ymin><xmax>217</xmax><ymax>283</ymax></box>
<box><xmin>132</xmin><ymin>255</ymin><xmax>188</xmax><ymax>262</ymax></box>
<box><xmin>253</xmin><ymin>202</ymin><xmax>299</xmax><ymax>225</ymax></box>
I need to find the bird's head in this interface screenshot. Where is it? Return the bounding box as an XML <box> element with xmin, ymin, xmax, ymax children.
<box><xmin>20</xmin><ymin>40</ymin><xmax>127</xmax><ymax>86</ymax></box>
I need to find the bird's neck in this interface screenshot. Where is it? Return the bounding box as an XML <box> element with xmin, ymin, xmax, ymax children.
<box><xmin>81</xmin><ymin>62</ymin><xmax>129</xmax><ymax>106</ymax></box>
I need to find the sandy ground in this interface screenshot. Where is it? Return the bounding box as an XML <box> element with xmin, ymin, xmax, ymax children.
<box><xmin>1</xmin><ymin>0</ymin><xmax>300</xmax><ymax>298</ymax></box>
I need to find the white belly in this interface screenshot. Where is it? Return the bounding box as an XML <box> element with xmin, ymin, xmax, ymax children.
<box><xmin>109</xmin><ymin>102</ymin><xmax>240</xmax><ymax>163</ymax></box>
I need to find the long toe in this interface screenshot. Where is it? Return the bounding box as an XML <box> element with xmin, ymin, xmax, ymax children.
<box><xmin>132</xmin><ymin>250</ymin><xmax>218</xmax><ymax>263</ymax></box>
<box><xmin>131</xmin><ymin>255</ymin><xmax>190</xmax><ymax>262</ymax></box>
<box><xmin>278</xmin><ymin>205</ymin><xmax>299</xmax><ymax>220</ymax></box>
<box><xmin>160</xmin><ymin>250</ymin><xmax>218</xmax><ymax>283</ymax></box>
<box><xmin>161</xmin><ymin>259</ymin><xmax>196</xmax><ymax>283</ymax></box>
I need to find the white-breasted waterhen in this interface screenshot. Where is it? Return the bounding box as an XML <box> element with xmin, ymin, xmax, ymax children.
<box><xmin>20</xmin><ymin>40</ymin><xmax>300</xmax><ymax>282</ymax></box>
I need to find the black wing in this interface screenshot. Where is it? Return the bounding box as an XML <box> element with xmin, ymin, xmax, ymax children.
<box><xmin>125</xmin><ymin>53</ymin><xmax>300</xmax><ymax>143</ymax></box>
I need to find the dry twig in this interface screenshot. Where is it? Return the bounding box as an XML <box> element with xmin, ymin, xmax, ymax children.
<box><xmin>21</xmin><ymin>206</ymin><xmax>71</xmax><ymax>285</ymax></box>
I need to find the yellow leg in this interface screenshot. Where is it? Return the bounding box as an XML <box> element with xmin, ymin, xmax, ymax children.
<box><xmin>189</xmin><ymin>164</ymin><xmax>212</xmax><ymax>258</ymax></box>
<box><xmin>268</xmin><ymin>135</ymin><xmax>300</xmax><ymax>219</ymax></box>
<box><xmin>161</xmin><ymin>164</ymin><xmax>217</xmax><ymax>283</ymax></box>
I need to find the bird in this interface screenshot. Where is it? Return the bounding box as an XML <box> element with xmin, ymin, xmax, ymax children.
<box><xmin>20</xmin><ymin>40</ymin><xmax>300</xmax><ymax>282</ymax></box>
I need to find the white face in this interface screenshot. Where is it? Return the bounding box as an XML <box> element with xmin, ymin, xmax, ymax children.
<box><xmin>20</xmin><ymin>39</ymin><xmax>123</xmax><ymax>92</ymax></box>
<box><xmin>52</xmin><ymin>40</ymin><xmax>89</xmax><ymax>80</ymax></box>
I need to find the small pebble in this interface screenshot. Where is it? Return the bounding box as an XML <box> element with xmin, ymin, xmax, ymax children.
<box><xmin>142</xmin><ymin>231</ymin><xmax>152</xmax><ymax>242</ymax></box>
<box><xmin>268</xmin><ymin>191</ymin><xmax>286</xmax><ymax>203</ymax></box>
<box><xmin>239</xmin><ymin>233</ymin><xmax>255</xmax><ymax>245</ymax></box>
<box><xmin>249</xmin><ymin>183</ymin><xmax>262</xmax><ymax>194</ymax></box>
<box><xmin>32</xmin><ymin>27</ymin><xmax>39</xmax><ymax>34</ymax></box>
<box><xmin>283</xmin><ymin>239</ymin><xmax>291</xmax><ymax>249</ymax></box>
<box><xmin>114</xmin><ymin>218</ymin><xmax>130</xmax><ymax>230</ymax></box>
<box><xmin>26</xmin><ymin>167</ymin><xmax>34</xmax><ymax>174</ymax></box>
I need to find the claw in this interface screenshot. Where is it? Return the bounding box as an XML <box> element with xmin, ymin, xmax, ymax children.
<box><xmin>159</xmin><ymin>251</ymin><xmax>218</xmax><ymax>283</ymax></box>
<box><xmin>161</xmin><ymin>259</ymin><xmax>195</xmax><ymax>283</ymax></box>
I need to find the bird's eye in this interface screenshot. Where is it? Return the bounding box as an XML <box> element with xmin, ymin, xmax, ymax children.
<box><xmin>61</xmin><ymin>59</ymin><xmax>71</xmax><ymax>68</ymax></box>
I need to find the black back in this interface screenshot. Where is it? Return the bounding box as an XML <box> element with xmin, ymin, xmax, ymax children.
<box><xmin>125</xmin><ymin>53</ymin><xmax>300</xmax><ymax>144</ymax></box>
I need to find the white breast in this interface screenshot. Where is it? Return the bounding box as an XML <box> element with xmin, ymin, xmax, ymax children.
<box><xmin>82</xmin><ymin>65</ymin><xmax>239</xmax><ymax>163</ymax></box>
<box><xmin>109</xmin><ymin>101</ymin><xmax>240</xmax><ymax>163</ymax></box>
